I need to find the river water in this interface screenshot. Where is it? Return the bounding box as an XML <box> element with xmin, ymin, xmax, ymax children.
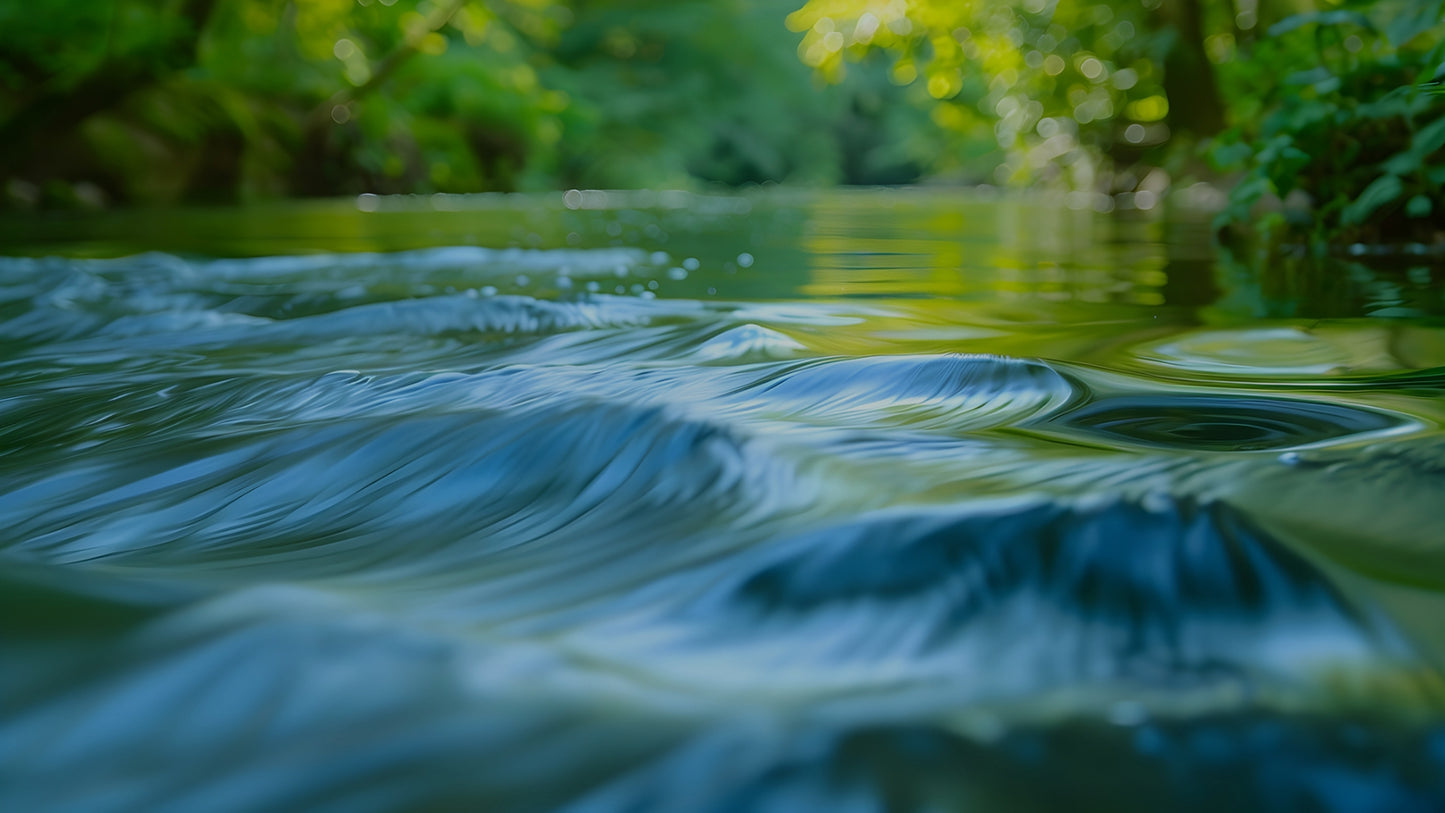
<box><xmin>2</xmin><ymin>189</ymin><xmax>1444</xmax><ymax>811</ymax></box>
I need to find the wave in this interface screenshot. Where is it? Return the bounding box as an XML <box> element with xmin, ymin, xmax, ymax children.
<box><xmin>0</xmin><ymin>248</ymin><xmax>683</xmax><ymax>352</ymax></box>
<box><xmin>730</xmin><ymin>354</ymin><xmax>1080</xmax><ymax>434</ymax></box>
<box><xmin>0</xmin><ymin>403</ymin><xmax>800</xmax><ymax>588</ymax></box>
<box><xmin>3</xmin><ymin>245</ymin><xmax>1445</xmax><ymax>811</ymax></box>
<box><xmin>614</xmin><ymin>495</ymin><xmax>1411</xmax><ymax>700</ymax></box>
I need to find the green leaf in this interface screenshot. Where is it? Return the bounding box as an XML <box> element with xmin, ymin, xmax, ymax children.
<box><xmin>1385</xmin><ymin>152</ymin><xmax>1425</xmax><ymax>176</ymax></box>
<box><xmin>1214</xmin><ymin>170</ymin><xmax>1273</xmax><ymax>231</ymax></box>
<box><xmin>1406</xmin><ymin>194</ymin><xmax>1433</xmax><ymax>218</ymax></box>
<box><xmin>1267</xmin><ymin>10</ymin><xmax>1376</xmax><ymax>37</ymax></box>
<box><xmin>1226</xmin><ymin>173</ymin><xmax>1273</xmax><ymax>217</ymax></box>
<box><xmin>1285</xmin><ymin>67</ymin><xmax>1334</xmax><ymax>86</ymax></box>
<box><xmin>1412</xmin><ymin>117</ymin><xmax>1445</xmax><ymax>157</ymax></box>
<box><xmin>1423</xmin><ymin>38</ymin><xmax>1445</xmax><ymax>89</ymax></box>
<box><xmin>1383</xmin><ymin>118</ymin><xmax>1445</xmax><ymax>174</ymax></box>
<box><xmin>1355</xmin><ymin>88</ymin><xmax>1415</xmax><ymax>122</ymax></box>
<box><xmin>1210</xmin><ymin>140</ymin><xmax>1254</xmax><ymax>170</ymax></box>
<box><xmin>1385</xmin><ymin>0</ymin><xmax>1445</xmax><ymax>47</ymax></box>
<box><xmin>1342</xmin><ymin>173</ymin><xmax>1405</xmax><ymax>226</ymax></box>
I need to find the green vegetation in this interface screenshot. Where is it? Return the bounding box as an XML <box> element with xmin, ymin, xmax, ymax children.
<box><xmin>1</xmin><ymin>0</ymin><xmax>1442</xmax><ymax>249</ymax></box>
<box><xmin>0</xmin><ymin>0</ymin><xmax>946</xmax><ymax>205</ymax></box>
<box><xmin>790</xmin><ymin>0</ymin><xmax>1445</xmax><ymax>247</ymax></box>
<box><xmin>1208</xmin><ymin>0</ymin><xmax>1445</xmax><ymax>248</ymax></box>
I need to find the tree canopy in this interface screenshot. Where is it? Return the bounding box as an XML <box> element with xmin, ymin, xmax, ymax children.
<box><xmin>2</xmin><ymin>0</ymin><xmax>1442</xmax><ymax>245</ymax></box>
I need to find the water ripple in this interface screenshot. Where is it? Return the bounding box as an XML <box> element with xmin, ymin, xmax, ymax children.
<box><xmin>1034</xmin><ymin>393</ymin><xmax>1414</xmax><ymax>452</ymax></box>
<box><xmin>737</xmin><ymin>354</ymin><xmax>1079</xmax><ymax>433</ymax></box>
<box><xmin>0</xmin><ymin>403</ymin><xmax>801</xmax><ymax>581</ymax></box>
<box><xmin>603</xmin><ymin>496</ymin><xmax>1408</xmax><ymax>702</ymax></box>
<box><xmin>2</xmin><ymin>244</ymin><xmax>1444</xmax><ymax>811</ymax></box>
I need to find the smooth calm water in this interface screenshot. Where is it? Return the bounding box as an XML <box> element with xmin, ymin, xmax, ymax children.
<box><xmin>2</xmin><ymin>190</ymin><xmax>1444</xmax><ymax>811</ymax></box>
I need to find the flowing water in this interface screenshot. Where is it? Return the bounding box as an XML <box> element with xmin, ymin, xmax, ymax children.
<box><xmin>2</xmin><ymin>189</ymin><xmax>1445</xmax><ymax>811</ymax></box>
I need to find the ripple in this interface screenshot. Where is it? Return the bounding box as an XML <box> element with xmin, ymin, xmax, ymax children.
<box><xmin>198</xmin><ymin>245</ymin><xmax>650</xmax><ymax>282</ymax></box>
<box><xmin>1036</xmin><ymin>394</ymin><xmax>1411</xmax><ymax>452</ymax></box>
<box><xmin>690</xmin><ymin>324</ymin><xmax>807</xmax><ymax>362</ymax></box>
<box><xmin>634</xmin><ymin>496</ymin><xmax>1399</xmax><ymax>697</ymax></box>
<box><xmin>1217</xmin><ymin>437</ymin><xmax>1445</xmax><ymax>593</ymax></box>
<box><xmin>1132</xmin><ymin>328</ymin><xmax>1359</xmax><ymax>377</ymax></box>
<box><xmin>0</xmin><ymin>249</ymin><xmax>688</xmax><ymax>353</ymax></box>
<box><xmin>608</xmin><ymin>716</ymin><xmax>1445</xmax><ymax>813</ymax></box>
<box><xmin>0</xmin><ymin>586</ymin><xmax>693</xmax><ymax>813</ymax></box>
<box><xmin>0</xmin><ymin>403</ymin><xmax>800</xmax><ymax>583</ymax></box>
<box><xmin>3</xmin><ymin>241</ymin><xmax>1445</xmax><ymax>811</ymax></box>
<box><xmin>737</xmin><ymin>354</ymin><xmax>1079</xmax><ymax>433</ymax></box>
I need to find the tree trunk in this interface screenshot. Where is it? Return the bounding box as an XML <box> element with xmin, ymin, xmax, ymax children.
<box><xmin>1159</xmin><ymin>0</ymin><xmax>1228</xmax><ymax>138</ymax></box>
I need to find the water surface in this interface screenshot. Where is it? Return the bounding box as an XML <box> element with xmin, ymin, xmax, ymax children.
<box><xmin>2</xmin><ymin>190</ymin><xmax>1445</xmax><ymax>811</ymax></box>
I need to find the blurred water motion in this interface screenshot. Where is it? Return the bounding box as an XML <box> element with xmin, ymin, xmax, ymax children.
<box><xmin>2</xmin><ymin>190</ymin><xmax>1445</xmax><ymax>811</ymax></box>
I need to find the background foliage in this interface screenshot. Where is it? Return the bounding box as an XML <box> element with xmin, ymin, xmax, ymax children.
<box><xmin>1</xmin><ymin>0</ymin><xmax>1442</xmax><ymax>246</ymax></box>
<box><xmin>0</xmin><ymin>0</ymin><xmax>952</xmax><ymax>206</ymax></box>
<box><xmin>1208</xmin><ymin>0</ymin><xmax>1445</xmax><ymax>246</ymax></box>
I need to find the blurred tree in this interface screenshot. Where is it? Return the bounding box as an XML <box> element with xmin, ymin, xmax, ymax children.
<box><xmin>548</xmin><ymin>0</ymin><xmax>833</xmax><ymax>187</ymax></box>
<box><xmin>785</xmin><ymin>0</ymin><xmax>1203</xmax><ymax>191</ymax></box>
<box><xmin>545</xmin><ymin>0</ymin><xmax>961</xmax><ymax>188</ymax></box>
<box><xmin>0</xmin><ymin>0</ymin><xmax>221</xmax><ymax>200</ymax></box>
<box><xmin>4</xmin><ymin>0</ymin><xmax>1440</xmax><ymax>251</ymax></box>
<box><xmin>0</xmin><ymin>0</ymin><xmax>963</xmax><ymax>205</ymax></box>
<box><xmin>1156</xmin><ymin>0</ymin><xmax>1225</xmax><ymax>137</ymax></box>
<box><xmin>785</xmin><ymin>0</ymin><xmax>1445</xmax><ymax>248</ymax></box>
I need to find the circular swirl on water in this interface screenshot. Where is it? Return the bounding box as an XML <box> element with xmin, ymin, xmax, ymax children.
<box><xmin>1130</xmin><ymin>328</ymin><xmax>1358</xmax><ymax>377</ymax></box>
<box><xmin>1043</xmin><ymin>394</ymin><xmax>1409</xmax><ymax>451</ymax></box>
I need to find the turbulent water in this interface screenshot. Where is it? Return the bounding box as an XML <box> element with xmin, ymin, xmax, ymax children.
<box><xmin>2</xmin><ymin>192</ymin><xmax>1445</xmax><ymax>812</ymax></box>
